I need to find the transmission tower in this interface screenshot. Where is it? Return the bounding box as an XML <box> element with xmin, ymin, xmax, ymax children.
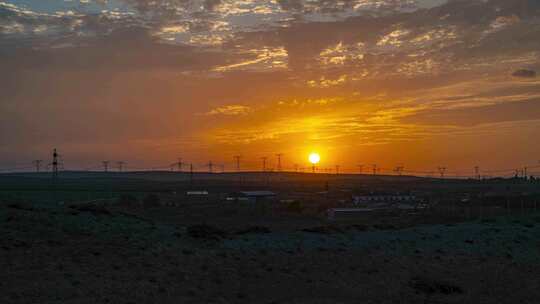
<box><xmin>32</xmin><ymin>160</ymin><xmax>43</xmax><ymax>172</ymax></box>
<box><xmin>335</xmin><ymin>165</ymin><xmax>340</xmax><ymax>175</ymax></box>
<box><xmin>102</xmin><ymin>161</ymin><xmax>110</xmax><ymax>172</ymax></box>
<box><xmin>276</xmin><ymin>154</ymin><xmax>283</xmax><ymax>172</ymax></box>
<box><xmin>234</xmin><ymin>155</ymin><xmax>241</xmax><ymax>172</ymax></box>
<box><xmin>394</xmin><ymin>166</ymin><xmax>404</xmax><ymax>176</ymax></box>
<box><xmin>207</xmin><ymin>161</ymin><xmax>214</xmax><ymax>173</ymax></box>
<box><xmin>437</xmin><ymin>166</ymin><xmax>447</xmax><ymax>178</ymax></box>
<box><xmin>117</xmin><ymin>161</ymin><xmax>125</xmax><ymax>172</ymax></box>
<box><xmin>261</xmin><ymin>157</ymin><xmax>268</xmax><ymax>172</ymax></box>
<box><xmin>474</xmin><ymin>166</ymin><xmax>480</xmax><ymax>179</ymax></box>
<box><xmin>372</xmin><ymin>164</ymin><xmax>378</xmax><ymax>175</ymax></box>
<box><xmin>176</xmin><ymin>158</ymin><xmax>184</xmax><ymax>172</ymax></box>
<box><xmin>357</xmin><ymin>164</ymin><xmax>364</xmax><ymax>174</ymax></box>
<box><xmin>51</xmin><ymin>149</ymin><xmax>59</xmax><ymax>179</ymax></box>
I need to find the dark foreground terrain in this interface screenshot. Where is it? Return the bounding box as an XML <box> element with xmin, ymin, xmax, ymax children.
<box><xmin>1</xmin><ymin>172</ymin><xmax>540</xmax><ymax>303</ymax></box>
<box><xmin>2</xmin><ymin>198</ymin><xmax>540</xmax><ymax>304</ymax></box>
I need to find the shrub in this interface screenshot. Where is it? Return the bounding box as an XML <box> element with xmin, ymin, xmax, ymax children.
<box><xmin>117</xmin><ymin>194</ymin><xmax>138</xmax><ymax>207</ymax></box>
<box><xmin>286</xmin><ymin>201</ymin><xmax>304</xmax><ymax>213</ymax></box>
<box><xmin>143</xmin><ymin>194</ymin><xmax>160</xmax><ymax>208</ymax></box>
<box><xmin>187</xmin><ymin>224</ymin><xmax>227</xmax><ymax>240</ymax></box>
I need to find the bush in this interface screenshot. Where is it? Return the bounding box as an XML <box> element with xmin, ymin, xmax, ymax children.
<box><xmin>187</xmin><ymin>224</ymin><xmax>227</xmax><ymax>240</ymax></box>
<box><xmin>117</xmin><ymin>194</ymin><xmax>138</xmax><ymax>207</ymax></box>
<box><xmin>286</xmin><ymin>201</ymin><xmax>304</xmax><ymax>213</ymax></box>
<box><xmin>143</xmin><ymin>194</ymin><xmax>160</xmax><ymax>208</ymax></box>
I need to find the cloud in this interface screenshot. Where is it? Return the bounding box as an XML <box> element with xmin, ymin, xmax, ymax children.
<box><xmin>2</xmin><ymin>0</ymin><xmax>540</xmax><ymax>169</ymax></box>
<box><xmin>206</xmin><ymin>105</ymin><xmax>252</xmax><ymax>116</ymax></box>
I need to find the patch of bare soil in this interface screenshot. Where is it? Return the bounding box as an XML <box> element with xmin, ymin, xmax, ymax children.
<box><xmin>1</xmin><ymin>202</ymin><xmax>540</xmax><ymax>304</ymax></box>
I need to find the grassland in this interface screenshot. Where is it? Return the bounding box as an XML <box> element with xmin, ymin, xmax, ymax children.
<box><xmin>1</xmin><ymin>172</ymin><xmax>539</xmax><ymax>303</ymax></box>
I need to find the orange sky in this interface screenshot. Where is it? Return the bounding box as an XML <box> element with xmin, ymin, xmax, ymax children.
<box><xmin>1</xmin><ymin>0</ymin><xmax>540</xmax><ymax>176</ymax></box>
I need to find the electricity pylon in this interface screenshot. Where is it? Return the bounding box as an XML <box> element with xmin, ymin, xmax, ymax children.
<box><xmin>438</xmin><ymin>166</ymin><xmax>447</xmax><ymax>178</ymax></box>
<box><xmin>32</xmin><ymin>160</ymin><xmax>43</xmax><ymax>172</ymax></box>
<box><xmin>234</xmin><ymin>155</ymin><xmax>241</xmax><ymax>172</ymax></box>
<box><xmin>276</xmin><ymin>153</ymin><xmax>283</xmax><ymax>172</ymax></box>
<box><xmin>51</xmin><ymin>149</ymin><xmax>59</xmax><ymax>179</ymax></box>
<box><xmin>261</xmin><ymin>157</ymin><xmax>268</xmax><ymax>172</ymax></box>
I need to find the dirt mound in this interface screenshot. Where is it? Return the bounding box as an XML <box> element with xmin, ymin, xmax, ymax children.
<box><xmin>6</xmin><ymin>202</ymin><xmax>34</xmax><ymax>211</ymax></box>
<box><xmin>70</xmin><ymin>204</ymin><xmax>111</xmax><ymax>216</ymax></box>
<box><xmin>410</xmin><ymin>276</ymin><xmax>464</xmax><ymax>295</ymax></box>
<box><xmin>302</xmin><ymin>225</ymin><xmax>345</xmax><ymax>234</ymax></box>
<box><xmin>187</xmin><ymin>224</ymin><xmax>228</xmax><ymax>240</ymax></box>
<box><xmin>235</xmin><ymin>226</ymin><xmax>271</xmax><ymax>235</ymax></box>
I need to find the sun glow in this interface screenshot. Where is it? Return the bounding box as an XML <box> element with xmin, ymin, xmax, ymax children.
<box><xmin>308</xmin><ymin>152</ymin><xmax>321</xmax><ymax>164</ymax></box>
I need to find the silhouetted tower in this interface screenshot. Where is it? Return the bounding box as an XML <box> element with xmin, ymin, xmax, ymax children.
<box><xmin>176</xmin><ymin>158</ymin><xmax>184</xmax><ymax>172</ymax></box>
<box><xmin>261</xmin><ymin>157</ymin><xmax>267</xmax><ymax>172</ymax></box>
<box><xmin>102</xmin><ymin>161</ymin><xmax>110</xmax><ymax>172</ymax></box>
<box><xmin>207</xmin><ymin>161</ymin><xmax>214</xmax><ymax>173</ymax></box>
<box><xmin>357</xmin><ymin>164</ymin><xmax>363</xmax><ymax>174</ymax></box>
<box><xmin>117</xmin><ymin>161</ymin><xmax>125</xmax><ymax>172</ymax></box>
<box><xmin>524</xmin><ymin>166</ymin><xmax>528</xmax><ymax>179</ymax></box>
<box><xmin>335</xmin><ymin>165</ymin><xmax>340</xmax><ymax>175</ymax></box>
<box><xmin>474</xmin><ymin>166</ymin><xmax>480</xmax><ymax>179</ymax></box>
<box><xmin>394</xmin><ymin>166</ymin><xmax>404</xmax><ymax>176</ymax></box>
<box><xmin>276</xmin><ymin>154</ymin><xmax>283</xmax><ymax>172</ymax></box>
<box><xmin>437</xmin><ymin>166</ymin><xmax>447</xmax><ymax>178</ymax></box>
<box><xmin>372</xmin><ymin>164</ymin><xmax>378</xmax><ymax>175</ymax></box>
<box><xmin>190</xmin><ymin>163</ymin><xmax>194</xmax><ymax>184</ymax></box>
<box><xmin>234</xmin><ymin>155</ymin><xmax>241</xmax><ymax>172</ymax></box>
<box><xmin>294</xmin><ymin>164</ymin><xmax>299</xmax><ymax>172</ymax></box>
<box><xmin>51</xmin><ymin>149</ymin><xmax>59</xmax><ymax>179</ymax></box>
<box><xmin>33</xmin><ymin>160</ymin><xmax>43</xmax><ymax>173</ymax></box>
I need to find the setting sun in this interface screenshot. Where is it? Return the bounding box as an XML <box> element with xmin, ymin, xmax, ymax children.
<box><xmin>308</xmin><ymin>153</ymin><xmax>321</xmax><ymax>164</ymax></box>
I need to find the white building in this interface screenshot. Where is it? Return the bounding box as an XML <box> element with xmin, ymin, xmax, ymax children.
<box><xmin>353</xmin><ymin>195</ymin><xmax>417</xmax><ymax>205</ymax></box>
<box><xmin>226</xmin><ymin>191</ymin><xmax>276</xmax><ymax>203</ymax></box>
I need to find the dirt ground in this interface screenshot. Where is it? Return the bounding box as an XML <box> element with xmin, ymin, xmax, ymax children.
<box><xmin>2</xmin><ymin>200</ymin><xmax>540</xmax><ymax>304</ymax></box>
